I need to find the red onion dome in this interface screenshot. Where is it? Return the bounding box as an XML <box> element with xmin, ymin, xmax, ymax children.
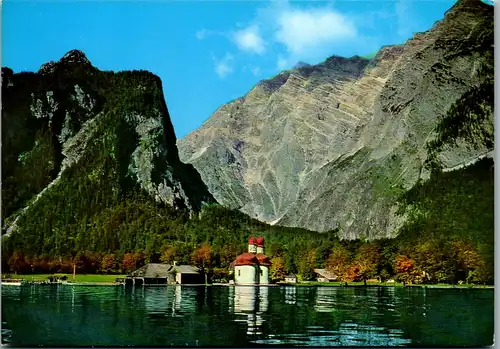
<box><xmin>234</xmin><ymin>253</ymin><xmax>259</xmax><ymax>266</ymax></box>
<box><xmin>248</xmin><ymin>236</ymin><xmax>256</xmax><ymax>245</ymax></box>
<box><xmin>256</xmin><ymin>253</ymin><xmax>271</xmax><ymax>266</ymax></box>
<box><xmin>256</xmin><ymin>236</ymin><xmax>265</xmax><ymax>247</ymax></box>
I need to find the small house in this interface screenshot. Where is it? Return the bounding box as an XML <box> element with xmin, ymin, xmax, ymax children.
<box><xmin>125</xmin><ymin>263</ymin><xmax>175</xmax><ymax>286</ymax></box>
<box><xmin>314</xmin><ymin>269</ymin><xmax>338</xmax><ymax>282</ymax></box>
<box><xmin>285</xmin><ymin>274</ymin><xmax>297</xmax><ymax>284</ymax></box>
<box><xmin>173</xmin><ymin>265</ymin><xmax>203</xmax><ymax>284</ymax></box>
<box><xmin>125</xmin><ymin>263</ymin><xmax>204</xmax><ymax>285</ymax></box>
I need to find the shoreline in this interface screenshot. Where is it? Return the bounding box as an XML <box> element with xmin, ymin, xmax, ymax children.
<box><xmin>9</xmin><ymin>281</ymin><xmax>494</xmax><ymax>289</ymax></box>
<box><xmin>6</xmin><ymin>274</ymin><xmax>493</xmax><ymax>289</ymax></box>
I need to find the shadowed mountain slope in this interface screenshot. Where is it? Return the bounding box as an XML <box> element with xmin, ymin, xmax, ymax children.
<box><xmin>2</xmin><ymin>50</ymin><xmax>215</xmax><ymax>244</ymax></box>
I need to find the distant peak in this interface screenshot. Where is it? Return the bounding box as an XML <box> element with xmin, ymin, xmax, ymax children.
<box><xmin>38</xmin><ymin>50</ymin><xmax>93</xmax><ymax>75</ymax></box>
<box><xmin>293</xmin><ymin>61</ymin><xmax>311</xmax><ymax>69</ymax></box>
<box><xmin>39</xmin><ymin>61</ymin><xmax>57</xmax><ymax>75</ymax></box>
<box><xmin>60</xmin><ymin>49</ymin><xmax>92</xmax><ymax>66</ymax></box>
<box><xmin>447</xmin><ymin>0</ymin><xmax>493</xmax><ymax>13</ymax></box>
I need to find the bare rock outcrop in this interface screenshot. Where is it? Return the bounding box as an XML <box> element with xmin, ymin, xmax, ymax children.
<box><xmin>2</xmin><ymin>50</ymin><xmax>215</xmax><ymax>235</ymax></box>
<box><xmin>178</xmin><ymin>0</ymin><xmax>494</xmax><ymax>239</ymax></box>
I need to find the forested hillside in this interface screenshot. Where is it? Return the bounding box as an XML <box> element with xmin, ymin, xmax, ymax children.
<box><xmin>1</xmin><ymin>0</ymin><xmax>494</xmax><ymax>285</ymax></box>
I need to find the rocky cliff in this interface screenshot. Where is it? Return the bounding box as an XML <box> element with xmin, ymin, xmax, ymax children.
<box><xmin>2</xmin><ymin>50</ymin><xmax>215</xmax><ymax>236</ymax></box>
<box><xmin>178</xmin><ymin>0</ymin><xmax>494</xmax><ymax>239</ymax></box>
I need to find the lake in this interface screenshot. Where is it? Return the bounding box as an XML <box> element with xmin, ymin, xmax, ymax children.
<box><xmin>1</xmin><ymin>285</ymin><xmax>494</xmax><ymax>347</ymax></box>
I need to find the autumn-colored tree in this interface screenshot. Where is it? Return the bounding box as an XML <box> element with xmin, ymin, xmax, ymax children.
<box><xmin>101</xmin><ymin>254</ymin><xmax>116</xmax><ymax>274</ymax></box>
<box><xmin>354</xmin><ymin>244</ymin><xmax>381</xmax><ymax>285</ymax></box>
<box><xmin>85</xmin><ymin>251</ymin><xmax>102</xmax><ymax>274</ymax></box>
<box><xmin>47</xmin><ymin>259</ymin><xmax>60</xmax><ymax>273</ymax></box>
<box><xmin>343</xmin><ymin>263</ymin><xmax>361</xmax><ymax>282</ymax></box>
<box><xmin>29</xmin><ymin>257</ymin><xmax>41</xmax><ymax>273</ymax></box>
<box><xmin>121</xmin><ymin>253</ymin><xmax>136</xmax><ymax>273</ymax></box>
<box><xmin>134</xmin><ymin>251</ymin><xmax>146</xmax><ymax>269</ymax></box>
<box><xmin>35</xmin><ymin>255</ymin><xmax>50</xmax><ymax>273</ymax></box>
<box><xmin>298</xmin><ymin>248</ymin><xmax>317</xmax><ymax>281</ymax></box>
<box><xmin>160</xmin><ymin>246</ymin><xmax>179</xmax><ymax>264</ymax></box>
<box><xmin>325</xmin><ymin>245</ymin><xmax>351</xmax><ymax>282</ymax></box>
<box><xmin>74</xmin><ymin>251</ymin><xmax>88</xmax><ymax>273</ymax></box>
<box><xmin>452</xmin><ymin>240</ymin><xmax>484</xmax><ymax>284</ymax></box>
<box><xmin>191</xmin><ymin>244</ymin><xmax>213</xmax><ymax>284</ymax></box>
<box><xmin>60</xmin><ymin>258</ymin><xmax>74</xmax><ymax>274</ymax></box>
<box><xmin>7</xmin><ymin>251</ymin><xmax>29</xmax><ymax>274</ymax></box>
<box><xmin>413</xmin><ymin>240</ymin><xmax>454</xmax><ymax>283</ymax></box>
<box><xmin>270</xmin><ymin>256</ymin><xmax>287</xmax><ymax>282</ymax></box>
<box><xmin>395</xmin><ymin>255</ymin><xmax>415</xmax><ymax>285</ymax></box>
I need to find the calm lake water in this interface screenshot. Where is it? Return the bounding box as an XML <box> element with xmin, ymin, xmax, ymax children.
<box><xmin>1</xmin><ymin>285</ymin><xmax>494</xmax><ymax>347</ymax></box>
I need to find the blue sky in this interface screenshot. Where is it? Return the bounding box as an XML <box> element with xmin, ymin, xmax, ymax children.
<box><xmin>3</xmin><ymin>0</ymin><xmax>457</xmax><ymax>139</ymax></box>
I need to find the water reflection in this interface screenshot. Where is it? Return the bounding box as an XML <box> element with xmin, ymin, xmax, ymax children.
<box><xmin>284</xmin><ymin>286</ymin><xmax>296</xmax><ymax>305</ymax></box>
<box><xmin>314</xmin><ymin>286</ymin><xmax>338</xmax><ymax>312</ymax></box>
<box><xmin>139</xmin><ymin>285</ymin><xmax>199</xmax><ymax>317</ymax></box>
<box><xmin>253</xmin><ymin>287</ymin><xmax>413</xmax><ymax>346</ymax></box>
<box><xmin>232</xmin><ymin>286</ymin><xmax>268</xmax><ymax>336</ymax></box>
<box><xmin>1</xmin><ymin>285</ymin><xmax>493</xmax><ymax>347</ymax></box>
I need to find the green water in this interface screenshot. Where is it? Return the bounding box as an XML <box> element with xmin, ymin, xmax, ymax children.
<box><xmin>1</xmin><ymin>285</ymin><xmax>493</xmax><ymax>347</ymax></box>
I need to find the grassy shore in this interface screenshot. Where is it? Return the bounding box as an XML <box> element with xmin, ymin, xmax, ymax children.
<box><xmin>3</xmin><ymin>274</ymin><xmax>494</xmax><ymax>288</ymax></box>
<box><xmin>6</xmin><ymin>274</ymin><xmax>125</xmax><ymax>283</ymax></box>
<box><xmin>292</xmin><ymin>281</ymin><xmax>493</xmax><ymax>288</ymax></box>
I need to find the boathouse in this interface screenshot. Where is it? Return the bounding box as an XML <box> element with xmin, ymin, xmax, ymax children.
<box><xmin>125</xmin><ymin>263</ymin><xmax>175</xmax><ymax>286</ymax></box>
<box><xmin>174</xmin><ymin>265</ymin><xmax>203</xmax><ymax>284</ymax></box>
<box><xmin>125</xmin><ymin>263</ymin><xmax>203</xmax><ymax>285</ymax></box>
<box><xmin>314</xmin><ymin>269</ymin><xmax>338</xmax><ymax>282</ymax></box>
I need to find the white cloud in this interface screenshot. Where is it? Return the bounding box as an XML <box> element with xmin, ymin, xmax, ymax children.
<box><xmin>213</xmin><ymin>53</ymin><xmax>234</xmax><ymax>78</ymax></box>
<box><xmin>275</xmin><ymin>8</ymin><xmax>357</xmax><ymax>56</ymax></box>
<box><xmin>233</xmin><ymin>25</ymin><xmax>266</xmax><ymax>54</ymax></box>
<box><xmin>201</xmin><ymin>2</ymin><xmax>364</xmax><ymax>79</ymax></box>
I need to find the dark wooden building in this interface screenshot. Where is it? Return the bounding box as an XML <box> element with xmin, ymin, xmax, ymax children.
<box><xmin>125</xmin><ymin>263</ymin><xmax>203</xmax><ymax>285</ymax></box>
<box><xmin>174</xmin><ymin>265</ymin><xmax>204</xmax><ymax>284</ymax></box>
<box><xmin>125</xmin><ymin>263</ymin><xmax>175</xmax><ymax>286</ymax></box>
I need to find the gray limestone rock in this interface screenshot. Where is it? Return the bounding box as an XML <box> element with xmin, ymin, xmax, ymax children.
<box><xmin>178</xmin><ymin>0</ymin><xmax>494</xmax><ymax>239</ymax></box>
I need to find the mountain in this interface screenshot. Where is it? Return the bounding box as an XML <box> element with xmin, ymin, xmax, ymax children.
<box><xmin>2</xmin><ymin>50</ymin><xmax>215</xmax><ymax>241</ymax></box>
<box><xmin>292</xmin><ymin>61</ymin><xmax>311</xmax><ymax>69</ymax></box>
<box><xmin>178</xmin><ymin>0</ymin><xmax>494</xmax><ymax>239</ymax></box>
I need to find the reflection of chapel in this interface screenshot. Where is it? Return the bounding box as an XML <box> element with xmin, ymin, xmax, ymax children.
<box><xmin>233</xmin><ymin>236</ymin><xmax>271</xmax><ymax>285</ymax></box>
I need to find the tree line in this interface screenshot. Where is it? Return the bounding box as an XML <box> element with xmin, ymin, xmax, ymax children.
<box><xmin>2</xmin><ymin>155</ymin><xmax>494</xmax><ymax>285</ymax></box>
<box><xmin>4</xmin><ymin>231</ymin><xmax>488</xmax><ymax>285</ymax></box>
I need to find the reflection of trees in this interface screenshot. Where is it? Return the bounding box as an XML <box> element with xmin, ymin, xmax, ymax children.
<box><xmin>395</xmin><ymin>288</ymin><xmax>494</xmax><ymax>347</ymax></box>
<box><xmin>2</xmin><ymin>285</ymin><xmax>494</xmax><ymax>347</ymax></box>
<box><xmin>172</xmin><ymin>286</ymin><xmax>198</xmax><ymax>316</ymax></box>
<box><xmin>253</xmin><ymin>286</ymin><xmax>416</xmax><ymax>346</ymax></box>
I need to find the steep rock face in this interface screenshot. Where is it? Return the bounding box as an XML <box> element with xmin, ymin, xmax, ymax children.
<box><xmin>178</xmin><ymin>0</ymin><xmax>494</xmax><ymax>239</ymax></box>
<box><xmin>2</xmin><ymin>50</ymin><xmax>215</xmax><ymax>234</ymax></box>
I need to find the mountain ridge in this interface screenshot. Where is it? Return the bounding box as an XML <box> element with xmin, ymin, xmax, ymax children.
<box><xmin>2</xmin><ymin>50</ymin><xmax>216</xmax><ymax>239</ymax></box>
<box><xmin>178</xmin><ymin>0</ymin><xmax>494</xmax><ymax>239</ymax></box>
